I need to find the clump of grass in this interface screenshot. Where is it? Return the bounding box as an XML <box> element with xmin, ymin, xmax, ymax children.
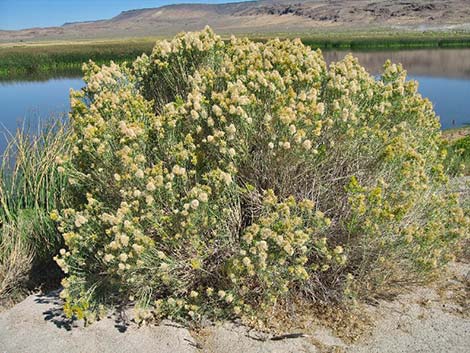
<box><xmin>0</xmin><ymin>121</ymin><xmax>70</xmax><ymax>303</ymax></box>
<box><xmin>444</xmin><ymin>135</ymin><xmax>470</xmax><ymax>176</ymax></box>
<box><xmin>0</xmin><ymin>224</ymin><xmax>33</xmax><ymax>303</ymax></box>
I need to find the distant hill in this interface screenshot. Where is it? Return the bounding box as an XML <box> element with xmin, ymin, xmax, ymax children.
<box><xmin>1</xmin><ymin>0</ymin><xmax>470</xmax><ymax>42</ymax></box>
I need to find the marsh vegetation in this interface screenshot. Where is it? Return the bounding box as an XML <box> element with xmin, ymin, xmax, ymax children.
<box><xmin>2</xmin><ymin>31</ymin><xmax>470</xmax><ymax>80</ymax></box>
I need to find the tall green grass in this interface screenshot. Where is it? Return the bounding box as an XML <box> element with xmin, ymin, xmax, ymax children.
<box><xmin>0</xmin><ymin>41</ymin><xmax>155</xmax><ymax>80</ymax></box>
<box><xmin>300</xmin><ymin>34</ymin><xmax>470</xmax><ymax>50</ymax></box>
<box><xmin>0</xmin><ymin>121</ymin><xmax>70</xmax><ymax>302</ymax></box>
<box><xmin>445</xmin><ymin>135</ymin><xmax>470</xmax><ymax>176</ymax></box>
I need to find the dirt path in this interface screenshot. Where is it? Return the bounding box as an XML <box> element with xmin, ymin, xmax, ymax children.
<box><xmin>1</xmin><ymin>261</ymin><xmax>468</xmax><ymax>353</ymax></box>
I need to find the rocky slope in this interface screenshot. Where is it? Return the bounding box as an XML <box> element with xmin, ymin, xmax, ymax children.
<box><xmin>1</xmin><ymin>0</ymin><xmax>470</xmax><ymax>42</ymax></box>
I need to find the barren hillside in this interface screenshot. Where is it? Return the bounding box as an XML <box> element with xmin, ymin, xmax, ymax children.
<box><xmin>1</xmin><ymin>0</ymin><xmax>470</xmax><ymax>42</ymax></box>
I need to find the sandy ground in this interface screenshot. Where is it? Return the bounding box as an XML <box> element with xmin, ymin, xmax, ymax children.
<box><xmin>0</xmin><ymin>261</ymin><xmax>468</xmax><ymax>353</ymax></box>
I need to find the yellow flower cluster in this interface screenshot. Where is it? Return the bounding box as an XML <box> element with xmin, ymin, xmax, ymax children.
<box><xmin>225</xmin><ymin>190</ymin><xmax>339</xmax><ymax>317</ymax></box>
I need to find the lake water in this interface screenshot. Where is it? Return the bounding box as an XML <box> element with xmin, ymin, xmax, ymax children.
<box><xmin>0</xmin><ymin>78</ymin><xmax>83</xmax><ymax>133</ymax></box>
<box><xmin>0</xmin><ymin>49</ymin><xmax>469</xmax><ymax>148</ymax></box>
<box><xmin>322</xmin><ymin>48</ymin><xmax>470</xmax><ymax>129</ymax></box>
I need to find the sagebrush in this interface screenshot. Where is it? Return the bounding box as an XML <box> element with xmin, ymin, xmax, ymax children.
<box><xmin>53</xmin><ymin>28</ymin><xmax>469</xmax><ymax>324</ymax></box>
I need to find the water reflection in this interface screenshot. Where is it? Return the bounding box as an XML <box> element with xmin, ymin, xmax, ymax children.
<box><xmin>0</xmin><ymin>68</ymin><xmax>82</xmax><ymax>83</ymax></box>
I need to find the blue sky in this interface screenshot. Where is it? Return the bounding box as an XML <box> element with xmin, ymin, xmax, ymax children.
<box><xmin>0</xmin><ymin>0</ymin><xmax>252</xmax><ymax>30</ymax></box>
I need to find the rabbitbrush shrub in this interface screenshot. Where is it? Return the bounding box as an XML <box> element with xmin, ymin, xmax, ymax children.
<box><xmin>53</xmin><ymin>28</ymin><xmax>469</xmax><ymax>324</ymax></box>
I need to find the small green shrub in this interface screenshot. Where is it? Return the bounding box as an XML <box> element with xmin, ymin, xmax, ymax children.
<box><xmin>54</xmin><ymin>28</ymin><xmax>469</xmax><ymax>325</ymax></box>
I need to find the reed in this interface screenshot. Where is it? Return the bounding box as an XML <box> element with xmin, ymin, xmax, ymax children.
<box><xmin>0</xmin><ymin>121</ymin><xmax>70</xmax><ymax>301</ymax></box>
<box><xmin>0</xmin><ymin>41</ymin><xmax>155</xmax><ymax>80</ymax></box>
<box><xmin>300</xmin><ymin>34</ymin><xmax>470</xmax><ymax>50</ymax></box>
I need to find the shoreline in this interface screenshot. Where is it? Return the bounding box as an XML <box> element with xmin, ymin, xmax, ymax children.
<box><xmin>1</xmin><ymin>32</ymin><xmax>470</xmax><ymax>79</ymax></box>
